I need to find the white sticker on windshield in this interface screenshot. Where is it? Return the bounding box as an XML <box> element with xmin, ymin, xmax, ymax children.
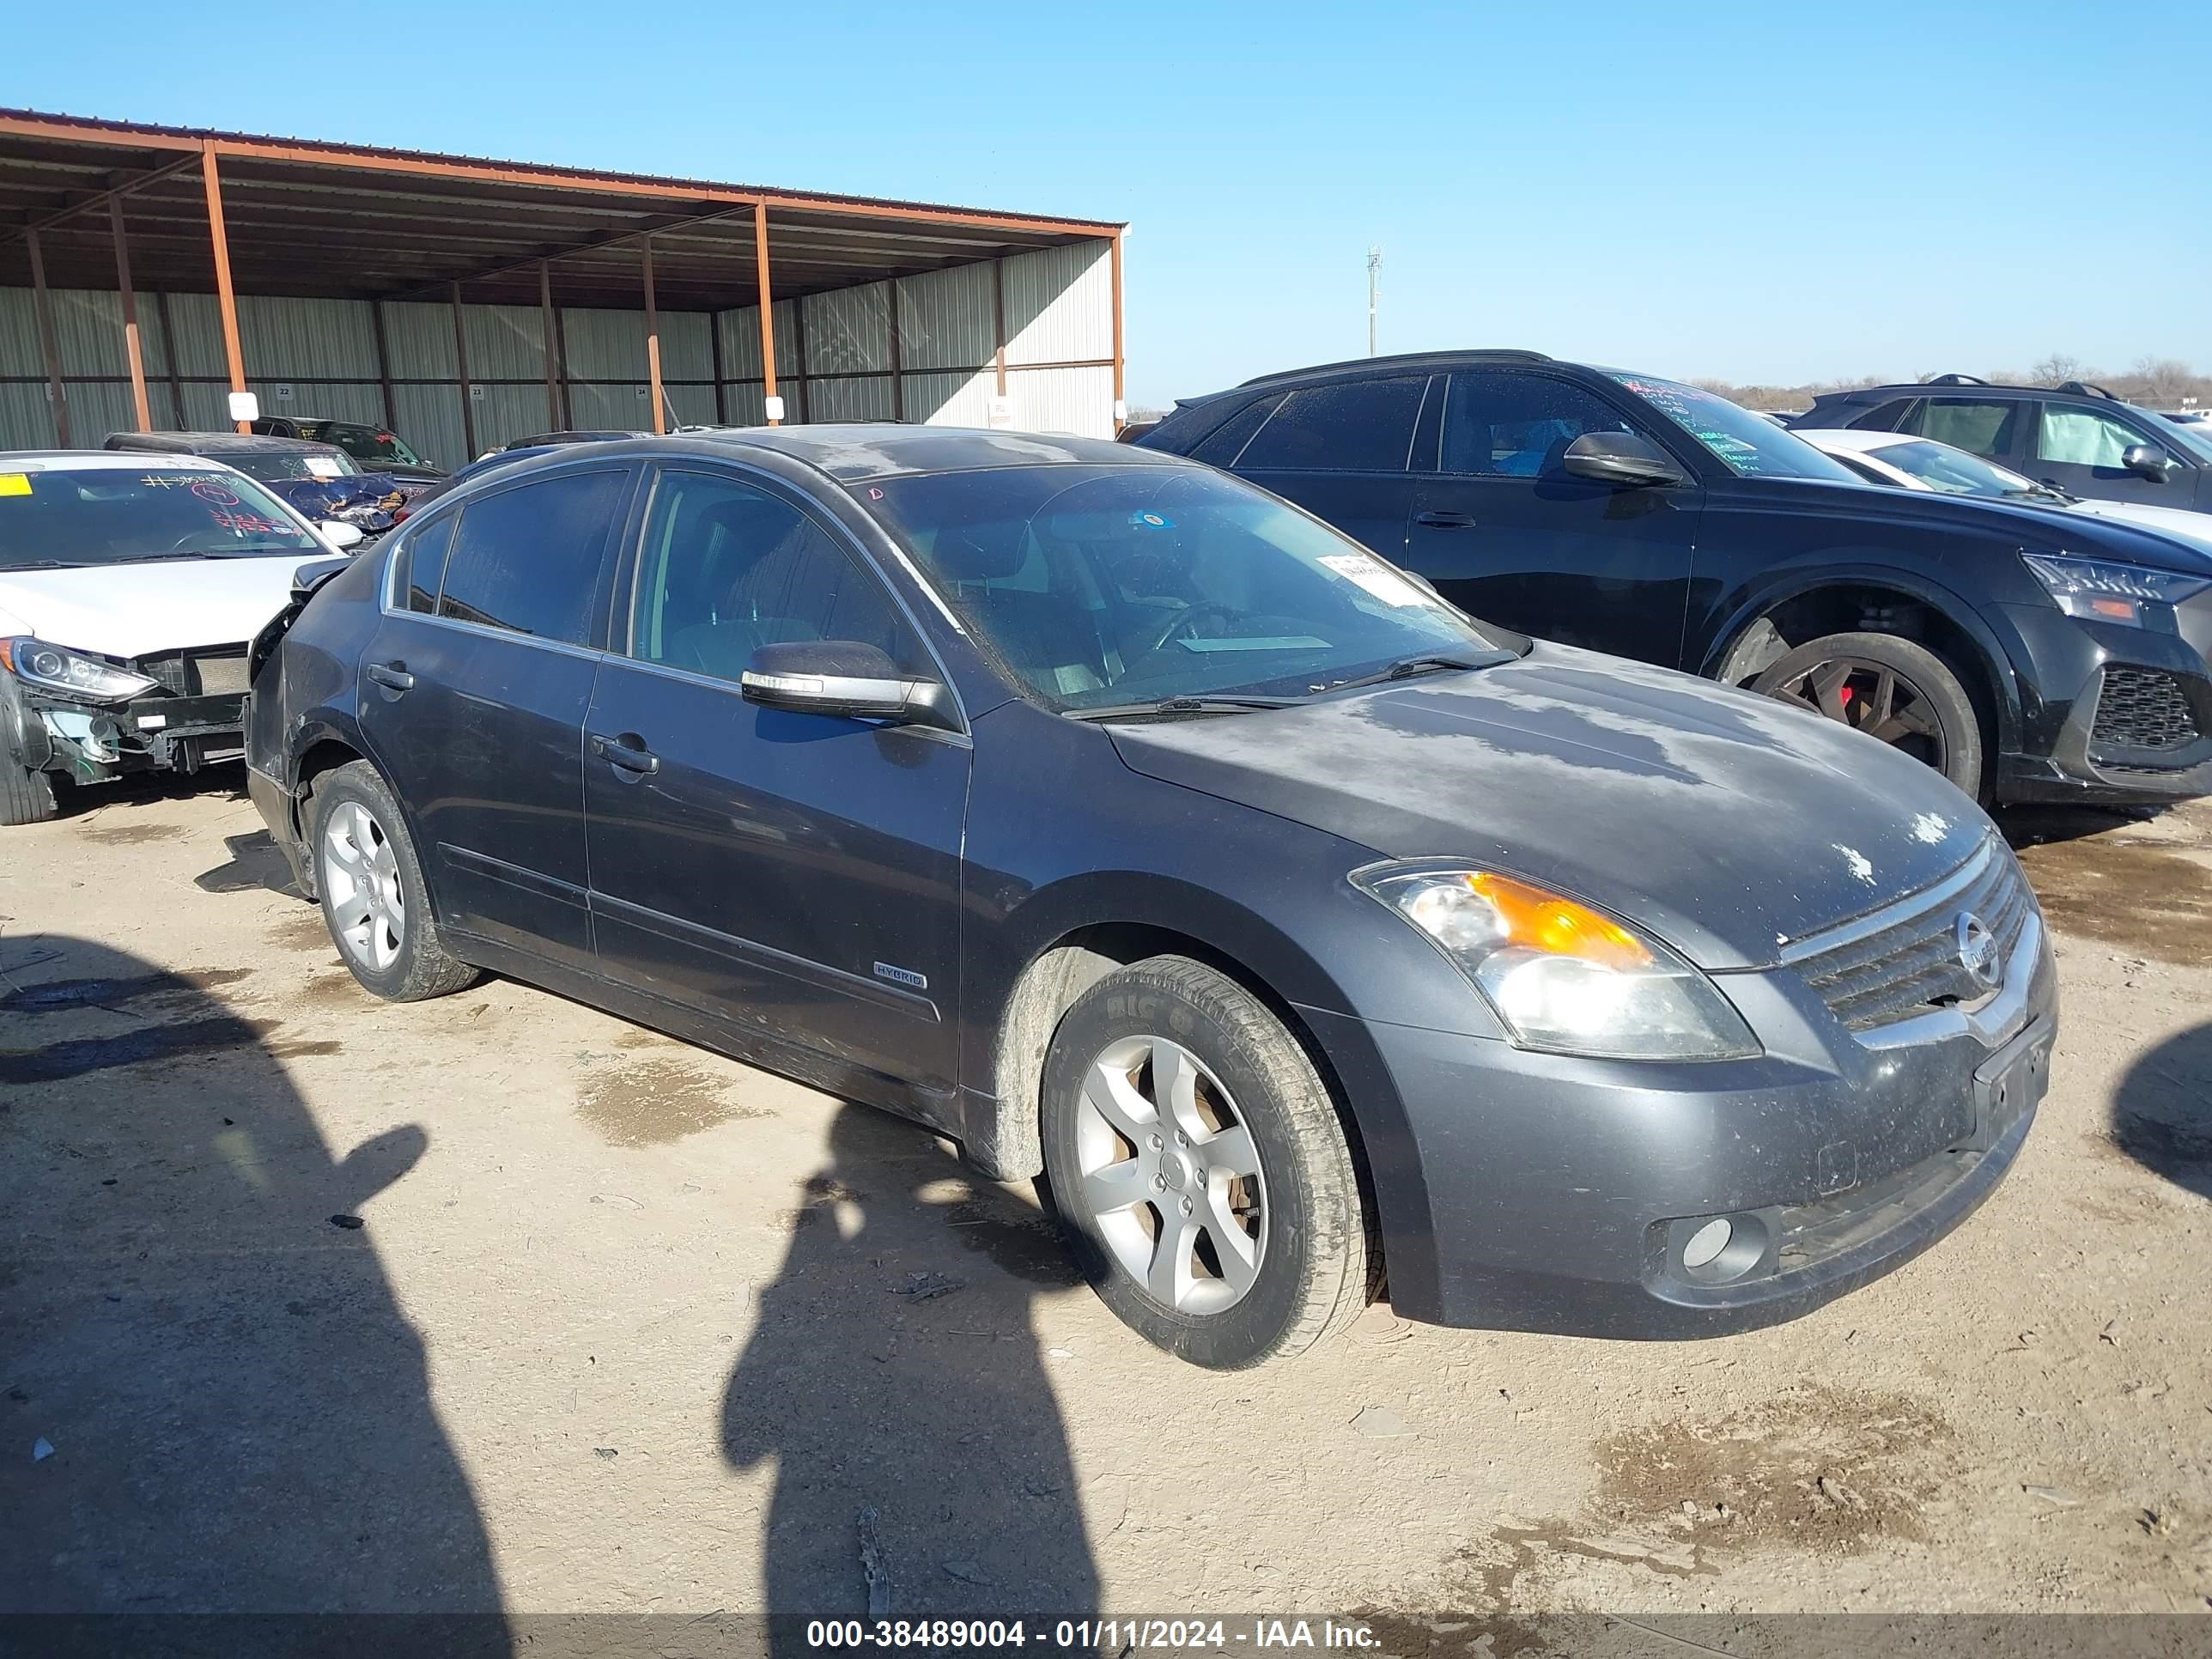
<box><xmin>304</xmin><ymin>457</ymin><xmax>344</xmax><ymax>478</ymax></box>
<box><xmin>1319</xmin><ymin>553</ymin><xmax>1429</xmax><ymax>608</ymax></box>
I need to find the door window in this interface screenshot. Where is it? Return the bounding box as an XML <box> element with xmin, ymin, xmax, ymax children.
<box><xmin>1846</xmin><ymin>398</ymin><xmax>1920</xmax><ymax>432</ymax></box>
<box><xmin>1905</xmin><ymin>398</ymin><xmax>2018</xmax><ymax>457</ymax></box>
<box><xmin>399</xmin><ymin>514</ymin><xmax>456</xmax><ymax>614</ymax></box>
<box><xmin>1441</xmin><ymin>372</ymin><xmax>1640</xmax><ymax>476</ymax></box>
<box><xmin>2037</xmin><ymin>405</ymin><xmax>2152</xmax><ymax>469</ymax></box>
<box><xmin>434</xmin><ymin>469</ymin><xmax>626</xmax><ymax>646</ymax></box>
<box><xmin>1234</xmin><ymin>377</ymin><xmax>1425</xmax><ymax>472</ymax></box>
<box><xmin>1188</xmin><ymin>394</ymin><xmax>1283</xmax><ymax>466</ymax></box>
<box><xmin>628</xmin><ymin>470</ymin><xmax>921</xmax><ymax>684</ymax></box>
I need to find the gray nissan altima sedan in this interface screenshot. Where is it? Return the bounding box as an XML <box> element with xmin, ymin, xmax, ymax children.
<box><xmin>245</xmin><ymin>428</ymin><xmax>2056</xmax><ymax>1368</ymax></box>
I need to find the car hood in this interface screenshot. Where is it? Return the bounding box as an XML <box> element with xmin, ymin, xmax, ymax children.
<box><xmin>1108</xmin><ymin>644</ymin><xmax>1992</xmax><ymax>971</ymax></box>
<box><xmin>1726</xmin><ymin>475</ymin><xmax>2212</xmax><ymax>574</ymax></box>
<box><xmin>2060</xmin><ymin>496</ymin><xmax>2212</xmax><ymax>553</ymax></box>
<box><xmin>0</xmin><ymin>556</ymin><xmax>318</xmax><ymax>659</ymax></box>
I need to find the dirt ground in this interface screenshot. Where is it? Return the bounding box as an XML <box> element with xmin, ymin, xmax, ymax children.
<box><xmin>2</xmin><ymin>771</ymin><xmax>2209</xmax><ymax>1632</ymax></box>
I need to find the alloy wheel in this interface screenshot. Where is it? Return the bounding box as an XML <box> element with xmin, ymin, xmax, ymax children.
<box><xmin>1763</xmin><ymin>656</ymin><xmax>1950</xmax><ymax>770</ymax></box>
<box><xmin>1072</xmin><ymin>1034</ymin><xmax>1268</xmax><ymax>1315</ymax></box>
<box><xmin>322</xmin><ymin>799</ymin><xmax>406</xmax><ymax>972</ymax></box>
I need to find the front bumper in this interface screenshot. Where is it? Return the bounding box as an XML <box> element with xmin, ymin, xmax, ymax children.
<box><xmin>18</xmin><ymin>690</ymin><xmax>246</xmax><ymax>780</ymax></box>
<box><xmin>1994</xmin><ymin>598</ymin><xmax>2212</xmax><ymax>805</ymax></box>
<box><xmin>1304</xmin><ymin>908</ymin><xmax>2057</xmax><ymax>1339</ymax></box>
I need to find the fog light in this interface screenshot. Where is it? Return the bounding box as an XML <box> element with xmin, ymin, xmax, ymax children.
<box><xmin>1681</xmin><ymin>1217</ymin><xmax>1732</xmax><ymax>1269</ymax></box>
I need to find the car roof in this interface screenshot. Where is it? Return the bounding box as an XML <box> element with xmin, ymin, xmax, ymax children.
<box><xmin>538</xmin><ymin>423</ymin><xmax>1194</xmax><ymax>483</ymax></box>
<box><xmin>106</xmin><ymin>430</ymin><xmax>348</xmax><ymax>456</ymax></box>
<box><xmin>0</xmin><ymin>448</ymin><xmax>248</xmax><ymax>473</ymax></box>
<box><xmin>1231</xmin><ymin>349</ymin><xmax>1554</xmax><ymax>392</ymax></box>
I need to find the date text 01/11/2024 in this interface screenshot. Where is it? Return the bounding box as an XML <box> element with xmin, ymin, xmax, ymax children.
<box><xmin>805</xmin><ymin>1620</ymin><xmax>1383</xmax><ymax>1650</ymax></box>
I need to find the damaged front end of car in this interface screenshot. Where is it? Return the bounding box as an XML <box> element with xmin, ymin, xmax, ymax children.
<box><xmin>2</xmin><ymin>633</ymin><xmax>254</xmax><ymax>786</ymax></box>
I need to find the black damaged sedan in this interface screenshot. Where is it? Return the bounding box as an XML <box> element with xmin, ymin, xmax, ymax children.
<box><xmin>247</xmin><ymin>428</ymin><xmax>2055</xmax><ymax>1368</ymax></box>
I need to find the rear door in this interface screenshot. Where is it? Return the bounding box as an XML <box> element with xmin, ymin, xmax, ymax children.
<box><xmin>1403</xmin><ymin>369</ymin><xmax>1703</xmax><ymax>665</ymax></box>
<box><xmin>1224</xmin><ymin>374</ymin><xmax>1430</xmax><ymax>558</ymax></box>
<box><xmin>582</xmin><ymin>463</ymin><xmax>970</xmax><ymax>1110</ymax></box>
<box><xmin>2028</xmin><ymin>400</ymin><xmax>2200</xmax><ymax>505</ymax></box>
<box><xmin>355</xmin><ymin>464</ymin><xmax>633</xmax><ymax>978</ymax></box>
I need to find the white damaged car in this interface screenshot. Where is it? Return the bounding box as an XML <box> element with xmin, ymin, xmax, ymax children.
<box><xmin>0</xmin><ymin>450</ymin><xmax>362</xmax><ymax>826</ymax></box>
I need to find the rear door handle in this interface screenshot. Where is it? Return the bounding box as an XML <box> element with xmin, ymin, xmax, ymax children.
<box><xmin>590</xmin><ymin>732</ymin><xmax>660</xmax><ymax>776</ymax></box>
<box><xmin>1415</xmin><ymin>511</ymin><xmax>1477</xmax><ymax>529</ymax></box>
<box><xmin>366</xmin><ymin>661</ymin><xmax>415</xmax><ymax>692</ymax></box>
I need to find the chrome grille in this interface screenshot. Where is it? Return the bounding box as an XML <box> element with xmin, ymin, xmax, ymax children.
<box><xmin>1788</xmin><ymin>842</ymin><xmax>2034</xmax><ymax>1033</ymax></box>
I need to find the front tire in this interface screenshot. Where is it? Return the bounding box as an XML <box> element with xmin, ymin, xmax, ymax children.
<box><xmin>1040</xmin><ymin>956</ymin><xmax>1371</xmax><ymax>1369</ymax></box>
<box><xmin>0</xmin><ymin>754</ymin><xmax>58</xmax><ymax>826</ymax></box>
<box><xmin>311</xmin><ymin>761</ymin><xmax>477</xmax><ymax>1002</ymax></box>
<box><xmin>1750</xmin><ymin>630</ymin><xmax>1985</xmax><ymax>799</ymax></box>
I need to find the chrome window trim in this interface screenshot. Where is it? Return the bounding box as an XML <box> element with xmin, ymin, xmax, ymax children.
<box><xmin>1776</xmin><ymin>838</ymin><xmax>1998</xmax><ymax>966</ymax></box>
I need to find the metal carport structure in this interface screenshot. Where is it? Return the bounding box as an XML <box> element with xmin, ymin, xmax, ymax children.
<box><xmin>0</xmin><ymin>109</ymin><xmax>1127</xmax><ymax>463</ymax></box>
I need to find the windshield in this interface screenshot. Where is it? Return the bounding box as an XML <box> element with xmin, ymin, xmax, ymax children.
<box><xmin>1609</xmin><ymin>374</ymin><xmax>1863</xmax><ymax>482</ymax></box>
<box><xmin>1872</xmin><ymin>440</ymin><xmax>2045</xmax><ymax>498</ymax></box>
<box><xmin>0</xmin><ymin>466</ymin><xmax>322</xmax><ymax>568</ymax></box>
<box><xmin>301</xmin><ymin>422</ymin><xmax>427</xmax><ymax>470</ymax></box>
<box><xmin>863</xmin><ymin>465</ymin><xmax>1515</xmax><ymax>712</ymax></box>
<box><xmin>230</xmin><ymin>448</ymin><xmax>360</xmax><ymax>483</ymax></box>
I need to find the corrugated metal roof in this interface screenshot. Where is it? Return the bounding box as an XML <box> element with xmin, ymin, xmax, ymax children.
<box><xmin>0</xmin><ymin>107</ymin><xmax>1125</xmax><ymax>234</ymax></box>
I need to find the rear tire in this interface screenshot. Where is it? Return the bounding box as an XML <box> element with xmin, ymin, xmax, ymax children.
<box><xmin>310</xmin><ymin>761</ymin><xmax>477</xmax><ymax>1002</ymax></box>
<box><xmin>0</xmin><ymin>755</ymin><xmax>58</xmax><ymax>826</ymax></box>
<box><xmin>1040</xmin><ymin>956</ymin><xmax>1371</xmax><ymax>1369</ymax></box>
<box><xmin>1750</xmin><ymin>630</ymin><xmax>1985</xmax><ymax>800</ymax></box>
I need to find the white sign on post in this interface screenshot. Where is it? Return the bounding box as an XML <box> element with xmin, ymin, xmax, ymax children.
<box><xmin>227</xmin><ymin>391</ymin><xmax>260</xmax><ymax>424</ymax></box>
<box><xmin>763</xmin><ymin>395</ymin><xmax>787</xmax><ymax>423</ymax></box>
<box><xmin>987</xmin><ymin>396</ymin><xmax>1018</xmax><ymax>430</ymax></box>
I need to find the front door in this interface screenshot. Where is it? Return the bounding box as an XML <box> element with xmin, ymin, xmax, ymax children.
<box><xmin>2028</xmin><ymin>400</ymin><xmax>2199</xmax><ymax>506</ymax></box>
<box><xmin>1402</xmin><ymin>369</ymin><xmax>1703</xmax><ymax>665</ymax></box>
<box><xmin>582</xmin><ymin>464</ymin><xmax>969</xmax><ymax>1109</ymax></box>
<box><xmin>355</xmin><ymin>464</ymin><xmax>632</xmax><ymax>977</ymax></box>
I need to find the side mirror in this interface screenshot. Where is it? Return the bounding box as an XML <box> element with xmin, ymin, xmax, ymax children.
<box><xmin>740</xmin><ymin>640</ymin><xmax>959</xmax><ymax>731</ymax></box>
<box><xmin>2121</xmin><ymin>443</ymin><xmax>2177</xmax><ymax>483</ymax></box>
<box><xmin>318</xmin><ymin>520</ymin><xmax>365</xmax><ymax>550</ymax></box>
<box><xmin>1559</xmin><ymin>431</ymin><xmax>1686</xmax><ymax>488</ymax></box>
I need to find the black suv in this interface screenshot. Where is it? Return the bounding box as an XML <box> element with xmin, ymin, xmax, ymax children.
<box><xmin>1789</xmin><ymin>374</ymin><xmax>2212</xmax><ymax>514</ymax></box>
<box><xmin>1136</xmin><ymin>351</ymin><xmax>2212</xmax><ymax>806</ymax></box>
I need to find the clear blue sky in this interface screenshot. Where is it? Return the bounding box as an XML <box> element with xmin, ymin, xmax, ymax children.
<box><xmin>9</xmin><ymin>2</ymin><xmax>2208</xmax><ymax>406</ymax></box>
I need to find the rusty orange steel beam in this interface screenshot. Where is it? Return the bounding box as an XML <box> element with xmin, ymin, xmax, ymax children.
<box><xmin>199</xmin><ymin>143</ymin><xmax>249</xmax><ymax>431</ymax></box>
<box><xmin>0</xmin><ymin>113</ymin><xmax>1123</xmax><ymax>239</ymax></box>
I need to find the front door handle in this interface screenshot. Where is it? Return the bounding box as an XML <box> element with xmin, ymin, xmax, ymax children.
<box><xmin>1415</xmin><ymin>510</ymin><xmax>1477</xmax><ymax>529</ymax></box>
<box><xmin>366</xmin><ymin>661</ymin><xmax>415</xmax><ymax>693</ymax></box>
<box><xmin>590</xmin><ymin>732</ymin><xmax>660</xmax><ymax>776</ymax></box>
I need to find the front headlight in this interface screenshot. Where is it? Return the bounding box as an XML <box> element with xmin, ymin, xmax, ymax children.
<box><xmin>1353</xmin><ymin>865</ymin><xmax>1760</xmax><ymax>1061</ymax></box>
<box><xmin>2021</xmin><ymin>552</ymin><xmax>2211</xmax><ymax>628</ymax></box>
<box><xmin>0</xmin><ymin>638</ymin><xmax>160</xmax><ymax>702</ymax></box>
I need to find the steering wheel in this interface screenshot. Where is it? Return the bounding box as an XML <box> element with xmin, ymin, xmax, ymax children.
<box><xmin>1135</xmin><ymin>600</ymin><xmax>1243</xmax><ymax>658</ymax></box>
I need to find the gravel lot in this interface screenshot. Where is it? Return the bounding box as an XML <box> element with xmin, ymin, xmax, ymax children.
<box><xmin>2</xmin><ymin>774</ymin><xmax>2208</xmax><ymax>1627</ymax></box>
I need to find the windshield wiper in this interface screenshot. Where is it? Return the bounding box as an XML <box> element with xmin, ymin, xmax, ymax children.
<box><xmin>2</xmin><ymin>559</ymin><xmax>88</xmax><ymax>569</ymax></box>
<box><xmin>1063</xmin><ymin>694</ymin><xmax>1300</xmax><ymax>721</ymax></box>
<box><xmin>1310</xmin><ymin>653</ymin><xmax>1508</xmax><ymax>695</ymax></box>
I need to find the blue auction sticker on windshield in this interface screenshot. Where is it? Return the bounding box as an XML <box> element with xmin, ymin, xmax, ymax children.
<box><xmin>1130</xmin><ymin>510</ymin><xmax>1174</xmax><ymax>529</ymax></box>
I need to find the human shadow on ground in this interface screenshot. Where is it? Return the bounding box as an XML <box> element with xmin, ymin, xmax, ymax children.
<box><xmin>723</xmin><ymin>1103</ymin><xmax>1098</xmax><ymax>1647</ymax></box>
<box><xmin>0</xmin><ymin>933</ymin><xmax>507</xmax><ymax>1652</ymax></box>
<box><xmin>2111</xmin><ymin>1021</ymin><xmax>2212</xmax><ymax>1201</ymax></box>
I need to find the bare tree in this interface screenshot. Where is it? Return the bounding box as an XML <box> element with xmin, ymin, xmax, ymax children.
<box><xmin>2029</xmin><ymin>353</ymin><xmax>2085</xmax><ymax>387</ymax></box>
